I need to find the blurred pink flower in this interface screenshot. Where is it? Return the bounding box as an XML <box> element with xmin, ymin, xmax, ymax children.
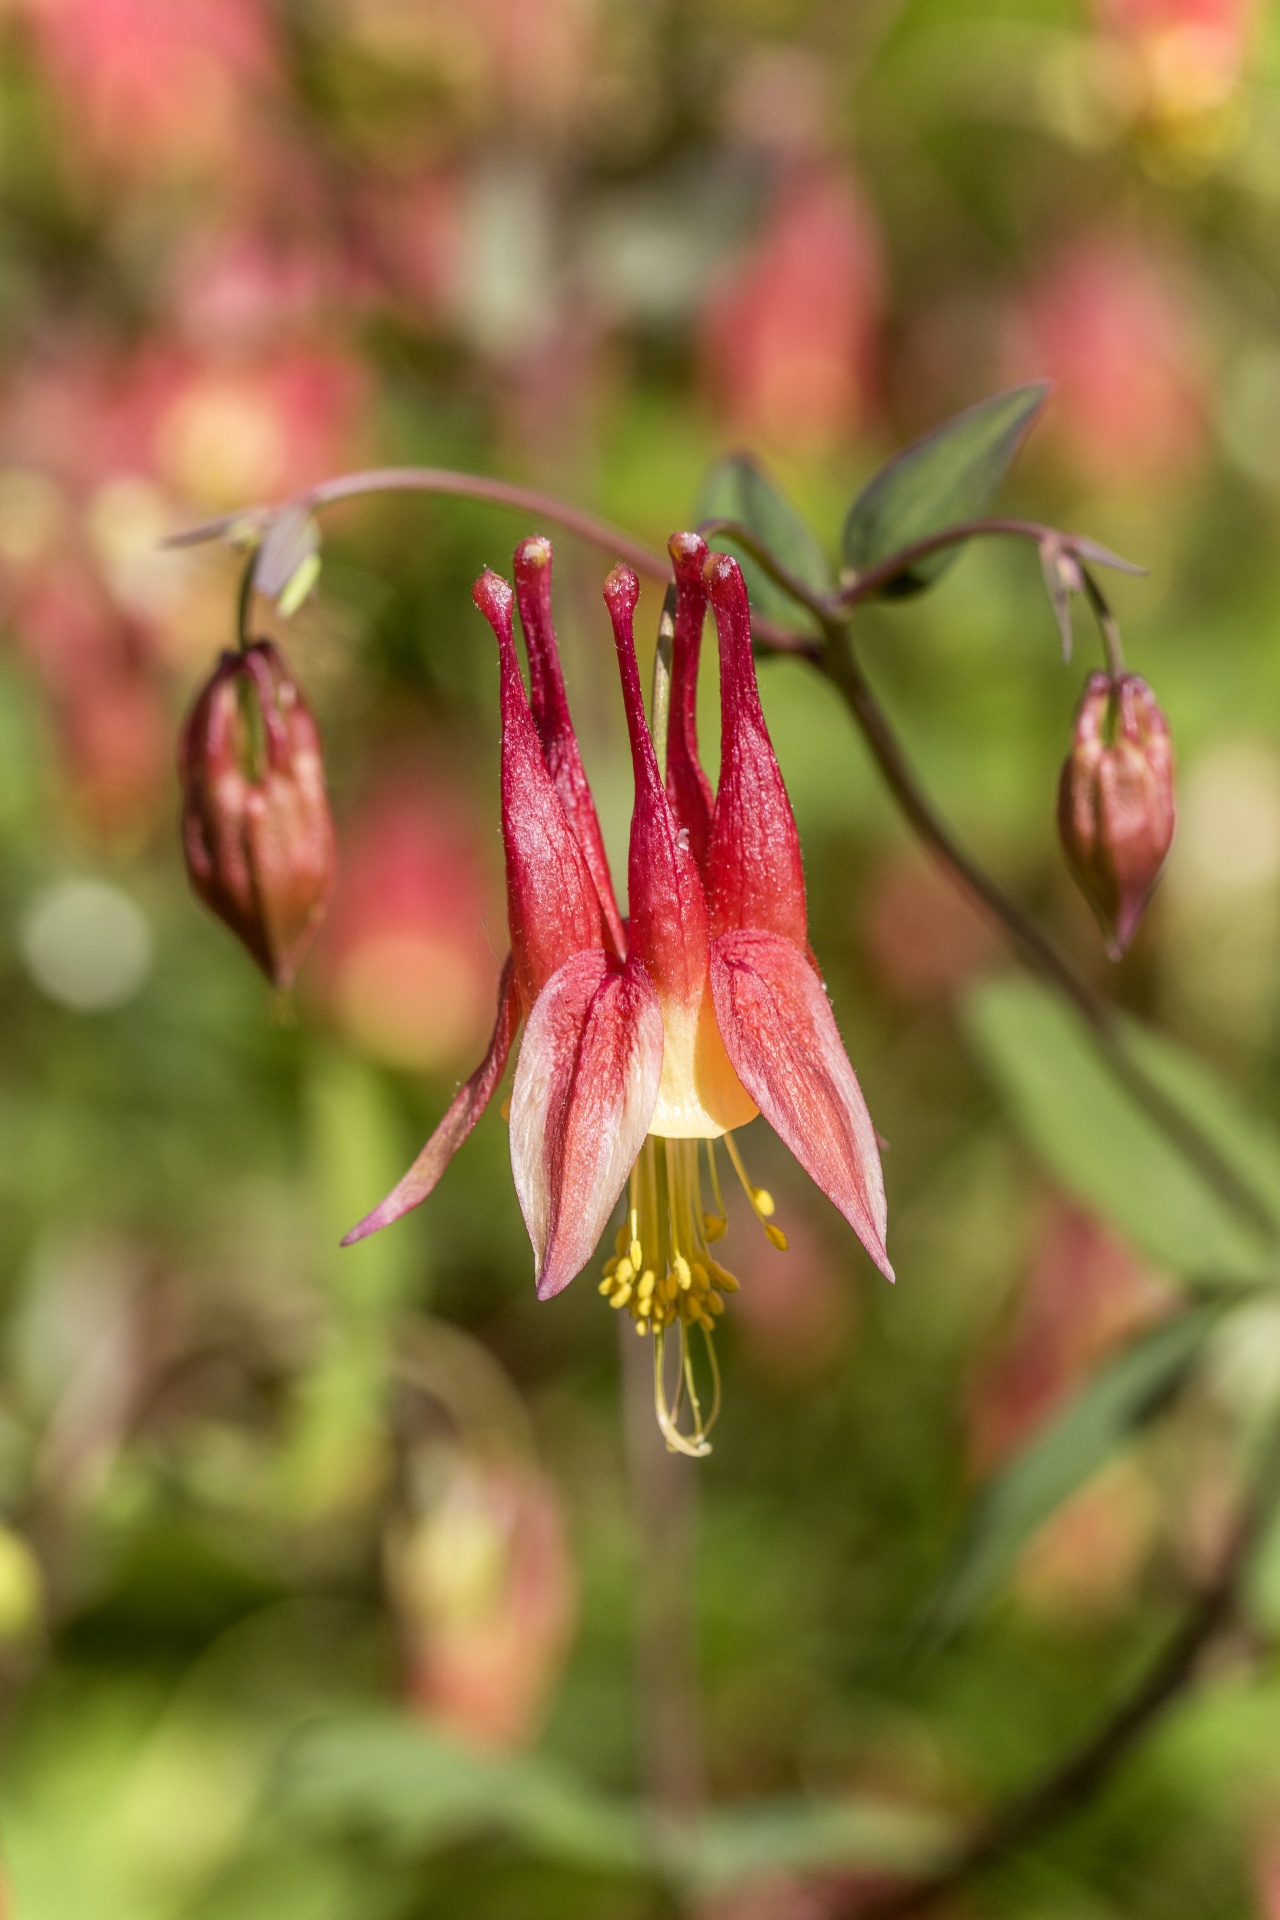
<box><xmin>391</xmin><ymin>1453</ymin><xmax>576</xmax><ymax>1751</ymax></box>
<box><xmin>1094</xmin><ymin>0</ymin><xmax>1256</xmax><ymax>124</ymax></box>
<box><xmin>1253</xmin><ymin>1826</ymin><xmax>1280</xmax><ymax>1918</ymax></box>
<box><xmin>317</xmin><ymin>774</ymin><xmax>502</xmax><ymax>1073</ymax></box>
<box><xmin>698</xmin><ymin>1874</ymin><xmax>836</xmax><ymax>1920</ymax></box>
<box><xmin>13</xmin><ymin>564</ymin><xmax>166</xmax><ymax>834</ymax></box>
<box><xmin>1006</xmin><ymin>234</ymin><xmax>1208</xmax><ymax>490</ymax></box>
<box><xmin>364</xmin><ymin>174</ymin><xmax>466</xmax><ymax>321</ymax></box>
<box><xmin>151</xmin><ymin>346</ymin><xmax>370</xmax><ymax>510</ymax></box>
<box><xmin>1014</xmin><ymin>1457</ymin><xmax>1159</xmax><ymax>1620</ymax></box>
<box><xmin>969</xmin><ymin>1197</ymin><xmax>1172</xmax><ymax>1474</ymax></box>
<box><xmin>1</xmin><ymin>352</ymin><xmax>166</xmax><ymax>500</ymax></box>
<box><xmin>476</xmin><ymin>0</ymin><xmax>595</xmax><ymax>135</ymax></box>
<box><xmin>700</xmin><ymin>164</ymin><xmax>883</xmax><ymax>455</ymax></box>
<box><xmin>13</xmin><ymin>0</ymin><xmax>280</xmax><ymax>176</ymax></box>
<box><xmin>167</xmin><ymin>228</ymin><xmax>359</xmax><ymax>357</ymax></box>
<box><xmin>2</xmin><ymin>338</ymin><xmax>369</xmax><ymax>513</ymax></box>
<box><xmin>0</xmin><ymin>335</ymin><xmax>367</xmax><ymax>823</ymax></box>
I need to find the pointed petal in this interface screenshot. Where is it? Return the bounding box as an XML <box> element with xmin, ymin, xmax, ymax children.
<box><xmin>665</xmin><ymin>531</ymin><xmax>715</xmax><ymax>875</ymax></box>
<box><xmin>510</xmin><ymin>948</ymin><xmax>663</xmax><ymax>1300</ymax></box>
<box><xmin>704</xmin><ymin>553</ymin><xmax>807</xmax><ymax>948</ymax></box>
<box><xmin>342</xmin><ymin>956</ymin><xmax>521</xmax><ymax>1245</ymax></box>
<box><xmin>513</xmin><ymin>536</ymin><xmax>625</xmax><ymax>953</ymax></box>
<box><xmin>474</xmin><ymin>569</ymin><xmax>606</xmax><ymax>1009</ymax></box>
<box><xmin>710</xmin><ymin>928</ymin><xmax>892</xmax><ymax>1278</ymax></box>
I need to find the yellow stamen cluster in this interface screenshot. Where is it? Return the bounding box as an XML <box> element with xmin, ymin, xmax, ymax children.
<box><xmin>598</xmin><ymin>1132</ymin><xmax>785</xmax><ymax>1458</ymax></box>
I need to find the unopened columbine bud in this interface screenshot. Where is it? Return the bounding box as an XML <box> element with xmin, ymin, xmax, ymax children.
<box><xmin>179</xmin><ymin>640</ymin><xmax>335</xmax><ymax>988</ymax></box>
<box><xmin>1058</xmin><ymin>671</ymin><xmax>1175</xmax><ymax>959</ymax></box>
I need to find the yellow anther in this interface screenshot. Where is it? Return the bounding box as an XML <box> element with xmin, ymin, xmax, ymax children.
<box><xmin>637</xmin><ymin>1270</ymin><xmax>656</xmax><ymax>1302</ymax></box>
<box><xmin>673</xmin><ymin>1254</ymin><xmax>692</xmax><ymax>1290</ymax></box>
<box><xmin>630</xmin><ymin>1239</ymin><xmax>643</xmax><ymax>1270</ymax></box>
<box><xmin>707</xmin><ymin>1292</ymin><xmax>725</xmax><ymax>1315</ymax></box>
<box><xmin>635</xmin><ymin>1318</ymin><xmax>649</xmax><ymax>1336</ymax></box>
<box><xmin>598</xmin><ymin>1275</ymin><xmax>615</xmax><ymax>1295</ymax></box>
<box><xmin>765</xmin><ymin>1223</ymin><xmax>788</xmax><ymax>1251</ymax></box>
<box><xmin>710</xmin><ymin>1265</ymin><xmax>739</xmax><ymax>1293</ymax></box>
<box><xmin>752</xmin><ymin>1187</ymin><xmax>775</xmax><ymax>1218</ymax></box>
<box><xmin>611</xmin><ymin>1281</ymin><xmax>633</xmax><ymax>1308</ymax></box>
<box><xmin>614</xmin><ymin>1256</ymin><xmax>635</xmax><ymax>1286</ymax></box>
<box><xmin>702</xmin><ymin>1212</ymin><xmax>727</xmax><ymax>1242</ymax></box>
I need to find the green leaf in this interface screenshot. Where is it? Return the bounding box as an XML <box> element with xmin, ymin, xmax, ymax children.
<box><xmin>963</xmin><ymin>977</ymin><xmax>1280</xmax><ymax>1285</ymax></box>
<box><xmin>929</xmin><ymin>1306</ymin><xmax>1218</xmax><ymax>1636</ymax></box>
<box><xmin>277</xmin><ymin>1716</ymin><xmax>648</xmax><ymax>1874</ymax></box>
<box><xmin>842</xmin><ymin>384</ymin><xmax>1048</xmax><ymax>596</ymax></box>
<box><xmin>696</xmin><ymin>454</ymin><xmax>832</xmax><ymax>624</ymax></box>
<box><xmin>690</xmin><ymin>1797</ymin><xmax>955</xmax><ymax>1892</ymax></box>
<box><xmin>277</xmin><ymin>1714</ymin><xmax>957</xmax><ymax>1893</ymax></box>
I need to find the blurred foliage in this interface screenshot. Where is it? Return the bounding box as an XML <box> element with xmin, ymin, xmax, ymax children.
<box><xmin>4</xmin><ymin>0</ymin><xmax>1280</xmax><ymax>1916</ymax></box>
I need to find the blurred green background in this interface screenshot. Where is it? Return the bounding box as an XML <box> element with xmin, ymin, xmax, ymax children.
<box><xmin>4</xmin><ymin>0</ymin><xmax>1280</xmax><ymax>1914</ymax></box>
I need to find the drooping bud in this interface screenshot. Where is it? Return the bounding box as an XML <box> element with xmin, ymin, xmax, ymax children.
<box><xmin>179</xmin><ymin>640</ymin><xmax>335</xmax><ymax>988</ymax></box>
<box><xmin>1058</xmin><ymin>671</ymin><xmax>1175</xmax><ymax>959</ymax></box>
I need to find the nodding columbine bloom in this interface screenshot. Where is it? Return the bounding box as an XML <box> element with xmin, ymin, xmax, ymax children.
<box><xmin>345</xmin><ymin>533</ymin><xmax>891</xmax><ymax>1453</ymax></box>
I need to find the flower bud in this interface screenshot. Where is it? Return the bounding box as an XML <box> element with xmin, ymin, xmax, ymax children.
<box><xmin>1058</xmin><ymin>671</ymin><xmax>1175</xmax><ymax>958</ymax></box>
<box><xmin>179</xmin><ymin>639</ymin><xmax>335</xmax><ymax>988</ymax></box>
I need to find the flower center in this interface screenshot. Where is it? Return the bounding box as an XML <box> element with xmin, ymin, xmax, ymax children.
<box><xmin>598</xmin><ymin>1132</ymin><xmax>787</xmax><ymax>1456</ymax></box>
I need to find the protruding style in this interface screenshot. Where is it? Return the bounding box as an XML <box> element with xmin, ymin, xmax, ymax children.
<box><xmin>1058</xmin><ymin>671</ymin><xmax>1175</xmax><ymax>958</ymax></box>
<box><xmin>179</xmin><ymin>639</ymin><xmax>335</xmax><ymax>990</ymax></box>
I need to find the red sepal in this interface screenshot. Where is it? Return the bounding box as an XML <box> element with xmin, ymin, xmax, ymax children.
<box><xmin>509</xmin><ymin>947</ymin><xmax>663</xmax><ymax>1299</ymax></box>
<box><xmin>710</xmin><ymin>929</ymin><xmax>891</xmax><ymax>1279</ymax></box>
<box><xmin>665</xmin><ymin>531</ymin><xmax>715</xmax><ymax>876</ymax></box>
<box><xmin>342</xmin><ymin>956</ymin><xmax>521</xmax><ymax>1245</ymax></box>
<box><xmin>603</xmin><ymin>564</ymin><xmax>711</xmax><ymax>1016</ymax></box>
<box><xmin>474</xmin><ymin>568</ymin><xmax>607</xmax><ymax>1012</ymax></box>
<box><xmin>513</xmin><ymin>537</ymin><xmax>625</xmax><ymax>953</ymax></box>
<box><xmin>704</xmin><ymin>553</ymin><xmax>807</xmax><ymax>948</ymax></box>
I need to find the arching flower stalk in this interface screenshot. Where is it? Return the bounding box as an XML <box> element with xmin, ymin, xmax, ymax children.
<box><xmin>345</xmin><ymin>533</ymin><xmax>891</xmax><ymax>1454</ymax></box>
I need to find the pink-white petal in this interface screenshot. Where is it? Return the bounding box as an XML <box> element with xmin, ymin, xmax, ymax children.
<box><xmin>342</xmin><ymin>957</ymin><xmax>520</xmax><ymax>1245</ymax></box>
<box><xmin>510</xmin><ymin>947</ymin><xmax>663</xmax><ymax>1300</ymax></box>
<box><xmin>710</xmin><ymin>928</ymin><xmax>892</xmax><ymax>1279</ymax></box>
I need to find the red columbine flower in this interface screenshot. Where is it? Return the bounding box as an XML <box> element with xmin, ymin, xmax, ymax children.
<box><xmin>1058</xmin><ymin>670</ymin><xmax>1175</xmax><ymax>959</ymax></box>
<box><xmin>345</xmin><ymin>533</ymin><xmax>890</xmax><ymax>1452</ymax></box>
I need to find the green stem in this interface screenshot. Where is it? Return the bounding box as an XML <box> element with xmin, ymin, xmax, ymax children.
<box><xmin>846</xmin><ymin>1418</ymin><xmax>1280</xmax><ymax>1919</ymax></box>
<box><xmin>1081</xmin><ymin>566</ymin><xmax>1127</xmax><ymax>678</ymax></box>
<box><xmin>236</xmin><ymin>553</ymin><xmax>256</xmax><ymax>652</ymax></box>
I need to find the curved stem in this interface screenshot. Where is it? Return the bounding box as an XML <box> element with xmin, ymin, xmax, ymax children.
<box><xmin>236</xmin><ymin>552</ymin><xmax>256</xmax><ymax>652</ymax></box>
<box><xmin>819</xmin><ymin>626</ymin><xmax>1279</xmax><ymax>1242</ymax></box>
<box><xmin>170</xmin><ymin>465</ymin><xmax>671</xmax><ymax>582</ymax></box>
<box><xmin>836</xmin><ymin>520</ymin><xmax>1145</xmax><ymax>608</ymax></box>
<box><xmin>843</xmin><ymin>1423</ymin><xmax>1280</xmax><ymax>1919</ymax></box>
<box><xmin>696</xmin><ymin>515</ymin><xmax>833</xmax><ymax>628</ymax></box>
<box><xmin>1082</xmin><ymin>567</ymin><xmax>1127</xmax><ymax>678</ymax></box>
<box><xmin>169</xmin><ymin>468</ymin><xmax>816</xmax><ymax>659</ymax></box>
